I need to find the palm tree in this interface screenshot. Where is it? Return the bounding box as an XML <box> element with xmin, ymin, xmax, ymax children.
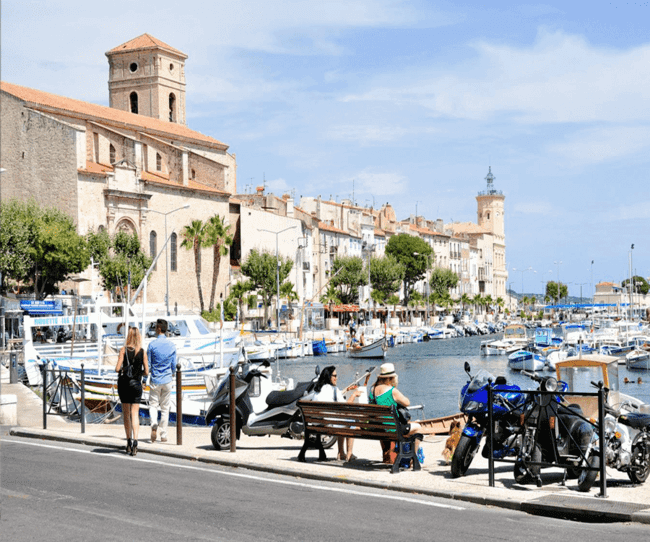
<box><xmin>496</xmin><ymin>297</ymin><xmax>504</xmax><ymax>315</ymax></box>
<box><xmin>320</xmin><ymin>284</ymin><xmax>341</xmax><ymax>320</ymax></box>
<box><xmin>204</xmin><ymin>215</ymin><xmax>233</xmax><ymax>313</ymax></box>
<box><xmin>460</xmin><ymin>293</ymin><xmax>471</xmax><ymax>314</ymax></box>
<box><xmin>473</xmin><ymin>294</ymin><xmax>483</xmax><ymax>315</ymax></box>
<box><xmin>484</xmin><ymin>294</ymin><xmax>494</xmax><ymax>314</ymax></box>
<box><xmin>180</xmin><ymin>219</ymin><xmax>206</xmax><ymax>313</ymax></box>
<box><xmin>229</xmin><ymin>280</ymin><xmax>252</xmax><ymax>326</ymax></box>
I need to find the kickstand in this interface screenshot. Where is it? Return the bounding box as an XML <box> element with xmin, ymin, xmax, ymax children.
<box><xmin>560</xmin><ymin>468</ymin><xmax>568</xmax><ymax>487</ymax></box>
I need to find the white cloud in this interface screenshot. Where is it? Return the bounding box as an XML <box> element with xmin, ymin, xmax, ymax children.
<box><xmin>342</xmin><ymin>29</ymin><xmax>650</xmax><ymax>124</ymax></box>
<box><xmin>604</xmin><ymin>201</ymin><xmax>650</xmax><ymax>221</ymax></box>
<box><xmin>355</xmin><ymin>169</ymin><xmax>408</xmax><ymax>196</ymax></box>
<box><xmin>547</xmin><ymin>125</ymin><xmax>650</xmax><ymax>166</ymax></box>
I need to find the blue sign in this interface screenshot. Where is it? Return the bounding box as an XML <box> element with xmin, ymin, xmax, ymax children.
<box><xmin>20</xmin><ymin>300</ymin><xmax>63</xmax><ymax>315</ymax></box>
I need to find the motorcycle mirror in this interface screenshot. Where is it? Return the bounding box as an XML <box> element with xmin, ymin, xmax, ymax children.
<box><xmin>463</xmin><ymin>361</ymin><xmax>471</xmax><ymax>375</ymax></box>
<box><xmin>315</xmin><ymin>365</ymin><xmax>320</xmax><ymax>375</ymax></box>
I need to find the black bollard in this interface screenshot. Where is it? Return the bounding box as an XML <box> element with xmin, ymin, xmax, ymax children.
<box><xmin>42</xmin><ymin>364</ymin><xmax>47</xmax><ymax>430</ymax></box>
<box><xmin>176</xmin><ymin>364</ymin><xmax>182</xmax><ymax>445</ymax></box>
<box><xmin>80</xmin><ymin>364</ymin><xmax>86</xmax><ymax>434</ymax></box>
<box><xmin>229</xmin><ymin>365</ymin><xmax>236</xmax><ymax>452</ymax></box>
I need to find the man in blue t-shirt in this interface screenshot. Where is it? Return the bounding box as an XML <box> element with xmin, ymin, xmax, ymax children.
<box><xmin>147</xmin><ymin>319</ymin><xmax>177</xmax><ymax>443</ymax></box>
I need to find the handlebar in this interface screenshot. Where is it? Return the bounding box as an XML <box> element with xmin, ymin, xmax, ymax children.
<box><xmin>521</xmin><ymin>370</ymin><xmax>541</xmax><ymax>381</ymax></box>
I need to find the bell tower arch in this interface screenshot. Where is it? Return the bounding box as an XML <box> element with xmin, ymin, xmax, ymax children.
<box><xmin>106</xmin><ymin>34</ymin><xmax>187</xmax><ymax>125</ymax></box>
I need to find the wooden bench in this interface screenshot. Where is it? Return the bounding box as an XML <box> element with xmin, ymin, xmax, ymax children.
<box><xmin>297</xmin><ymin>400</ymin><xmax>421</xmax><ymax>473</ymax></box>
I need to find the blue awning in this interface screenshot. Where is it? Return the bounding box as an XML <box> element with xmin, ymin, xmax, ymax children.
<box><xmin>20</xmin><ymin>300</ymin><xmax>64</xmax><ymax>315</ymax></box>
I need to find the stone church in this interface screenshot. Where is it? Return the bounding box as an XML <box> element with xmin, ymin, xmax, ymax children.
<box><xmin>1</xmin><ymin>34</ymin><xmax>236</xmax><ymax>310</ymax></box>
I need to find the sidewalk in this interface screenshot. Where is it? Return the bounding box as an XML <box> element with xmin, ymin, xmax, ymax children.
<box><xmin>2</xmin><ymin>364</ymin><xmax>650</xmax><ymax>525</ymax></box>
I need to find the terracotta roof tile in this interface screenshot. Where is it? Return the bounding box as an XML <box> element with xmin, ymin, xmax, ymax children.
<box><xmin>79</xmin><ymin>161</ymin><xmax>114</xmax><ymax>175</ymax></box>
<box><xmin>106</xmin><ymin>33</ymin><xmax>187</xmax><ymax>58</ymax></box>
<box><xmin>1</xmin><ymin>81</ymin><xmax>227</xmax><ymax>150</ymax></box>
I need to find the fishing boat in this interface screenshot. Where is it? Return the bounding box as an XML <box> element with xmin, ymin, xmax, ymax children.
<box><xmin>312</xmin><ymin>338</ymin><xmax>327</xmax><ymax>356</ymax></box>
<box><xmin>503</xmin><ymin>323</ymin><xmax>529</xmax><ymax>347</ymax></box>
<box><xmin>418</xmin><ymin>412</ymin><xmax>467</xmax><ymax>435</ymax></box>
<box><xmin>507</xmin><ymin>350</ymin><xmax>545</xmax><ymax>372</ymax></box>
<box><xmin>626</xmin><ymin>349</ymin><xmax>650</xmax><ymax>370</ymax></box>
<box><xmin>347</xmin><ymin>336</ymin><xmax>387</xmax><ymax>359</ymax></box>
<box><xmin>479</xmin><ymin>338</ymin><xmax>518</xmax><ymax>356</ymax></box>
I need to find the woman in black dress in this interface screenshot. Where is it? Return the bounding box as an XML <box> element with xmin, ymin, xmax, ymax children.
<box><xmin>115</xmin><ymin>326</ymin><xmax>149</xmax><ymax>456</ymax></box>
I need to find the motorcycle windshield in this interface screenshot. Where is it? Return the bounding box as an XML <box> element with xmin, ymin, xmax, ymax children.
<box><xmin>467</xmin><ymin>369</ymin><xmax>496</xmax><ymax>394</ymax></box>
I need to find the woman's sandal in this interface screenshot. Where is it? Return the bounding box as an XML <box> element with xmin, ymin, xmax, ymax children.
<box><xmin>126</xmin><ymin>438</ymin><xmax>132</xmax><ymax>455</ymax></box>
<box><xmin>345</xmin><ymin>454</ymin><xmax>358</xmax><ymax>462</ymax></box>
<box><xmin>131</xmin><ymin>439</ymin><xmax>138</xmax><ymax>457</ymax></box>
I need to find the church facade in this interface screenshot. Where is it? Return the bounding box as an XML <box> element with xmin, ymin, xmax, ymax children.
<box><xmin>1</xmin><ymin>34</ymin><xmax>236</xmax><ymax>310</ymax></box>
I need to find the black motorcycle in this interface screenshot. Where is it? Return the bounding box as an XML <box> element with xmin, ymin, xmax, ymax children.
<box><xmin>515</xmin><ymin>371</ymin><xmax>599</xmax><ymax>492</ymax></box>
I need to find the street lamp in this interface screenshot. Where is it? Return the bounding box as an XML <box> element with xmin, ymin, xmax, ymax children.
<box><xmin>363</xmin><ymin>241</ymin><xmax>376</xmax><ymax>321</ymax></box>
<box><xmin>148</xmin><ymin>204</ymin><xmax>190</xmax><ymax>316</ymax></box>
<box><xmin>629</xmin><ymin>244</ymin><xmax>635</xmax><ymax>320</ymax></box>
<box><xmin>512</xmin><ymin>266</ymin><xmax>536</xmax><ymax>297</ymax></box>
<box><xmin>258</xmin><ymin>225</ymin><xmax>297</xmax><ymax>329</ymax></box>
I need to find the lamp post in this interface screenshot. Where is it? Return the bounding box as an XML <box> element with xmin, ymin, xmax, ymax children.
<box><xmin>512</xmin><ymin>266</ymin><xmax>535</xmax><ymax>297</ymax></box>
<box><xmin>576</xmin><ymin>283</ymin><xmax>588</xmax><ymax>306</ymax></box>
<box><xmin>258</xmin><ymin>225</ymin><xmax>297</xmax><ymax>329</ymax></box>
<box><xmin>629</xmin><ymin>244</ymin><xmax>635</xmax><ymax>320</ymax></box>
<box><xmin>590</xmin><ymin>260</ymin><xmax>594</xmax><ymax>305</ymax></box>
<box><xmin>148</xmin><ymin>204</ymin><xmax>190</xmax><ymax>316</ymax></box>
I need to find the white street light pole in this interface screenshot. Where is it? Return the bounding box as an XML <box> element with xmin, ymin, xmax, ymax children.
<box><xmin>629</xmin><ymin>244</ymin><xmax>635</xmax><ymax>320</ymax></box>
<box><xmin>554</xmin><ymin>261</ymin><xmax>563</xmax><ymax>305</ymax></box>
<box><xmin>148</xmin><ymin>204</ymin><xmax>190</xmax><ymax>316</ymax></box>
<box><xmin>258</xmin><ymin>226</ymin><xmax>297</xmax><ymax>329</ymax></box>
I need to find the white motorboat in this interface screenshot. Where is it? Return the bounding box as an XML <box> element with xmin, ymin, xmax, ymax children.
<box><xmin>480</xmin><ymin>338</ymin><xmax>518</xmax><ymax>356</ymax></box>
<box><xmin>508</xmin><ymin>350</ymin><xmax>545</xmax><ymax>372</ymax></box>
<box><xmin>626</xmin><ymin>349</ymin><xmax>650</xmax><ymax>371</ymax></box>
<box><xmin>347</xmin><ymin>336</ymin><xmax>387</xmax><ymax>359</ymax></box>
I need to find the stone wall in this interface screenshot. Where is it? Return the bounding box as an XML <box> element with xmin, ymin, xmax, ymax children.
<box><xmin>0</xmin><ymin>93</ymin><xmax>80</xmax><ymax>219</ymax></box>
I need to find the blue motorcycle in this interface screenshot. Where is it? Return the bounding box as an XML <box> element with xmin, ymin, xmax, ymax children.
<box><xmin>451</xmin><ymin>362</ymin><xmax>527</xmax><ymax>478</ymax></box>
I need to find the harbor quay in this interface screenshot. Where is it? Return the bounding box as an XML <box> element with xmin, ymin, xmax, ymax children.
<box><xmin>2</xmin><ymin>362</ymin><xmax>650</xmax><ymax>525</ymax></box>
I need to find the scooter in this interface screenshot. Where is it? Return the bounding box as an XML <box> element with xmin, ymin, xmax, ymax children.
<box><xmin>515</xmin><ymin>371</ymin><xmax>599</xmax><ymax>492</ymax></box>
<box><xmin>597</xmin><ymin>382</ymin><xmax>650</xmax><ymax>484</ymax></box>
<box><xmin>451</xmin><ymin>362</ymin><xmax>526</xmax><ymax>478</ymax></box>
<box><xmin>205</xmin><ymin>363</ymin><xmax>375</xmax><ymax>451</ymax></box>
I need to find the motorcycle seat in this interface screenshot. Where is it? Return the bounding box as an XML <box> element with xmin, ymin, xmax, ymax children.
<box><xmin>266</xmin><ymin>381</ymin><xmax>312</xmax><ymax>408</ymax></box>
<box><xmin>620</xmin><ymin>412</ymin><xmax>650</xmax><ymax>430</ymax></box>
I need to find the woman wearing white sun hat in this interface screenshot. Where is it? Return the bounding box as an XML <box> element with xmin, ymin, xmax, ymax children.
<box><xmin>369</xmin><ymin>362</ymin><xmax>422</xmax><ymax>462</ymax></box>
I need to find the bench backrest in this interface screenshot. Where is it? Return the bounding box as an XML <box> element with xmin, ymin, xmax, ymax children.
<box><xmin>298</xmin><ymin>400</ymin><xmax>407</xmax><ymax>441</ymax></box>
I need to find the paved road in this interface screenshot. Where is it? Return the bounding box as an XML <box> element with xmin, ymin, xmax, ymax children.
<box><xmin>2</xmin><ymin>436</ymin><xmax>648</xmax><ymax>541</ymax></box>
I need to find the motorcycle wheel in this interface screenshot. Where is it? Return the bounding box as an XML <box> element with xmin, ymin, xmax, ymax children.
<box><xmin>211</xmin><ymin>418</ymin><xmax>232</xmax><ymax>451</ymax></box>
<box><xmin>577</xmin><ymin>450</ymin><xmax>600</xmax><ymax>492</ymax></box>
<box><xmin>628</xmin><ymin>440</ymin><xmax>650</xmax><ymax>484</ymax></box>
<box><xmin>321</xmin><ymin>435</ymin><xmax>337</xmax><ymax>449</ymax></box>
<box><xmin>451</xmin><ymin>434</ymin><xmax>479</xmax><ymax>478</ymax></box>
<box><xmin>514</xmin><ymin>444</ymin><xmax>541</xmax><ymax>485</ymax></box>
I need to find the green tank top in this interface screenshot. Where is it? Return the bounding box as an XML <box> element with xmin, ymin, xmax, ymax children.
<box><xmin>370</xmin><ymin>386</ymin><xmax>397</xmax><ymax>407</ymax></box>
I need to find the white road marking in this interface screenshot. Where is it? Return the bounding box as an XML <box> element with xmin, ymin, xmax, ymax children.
<box><xmin>4</xmin><ymin>438</ymin><xmax>465</xmax><ymax>510</ymax></box>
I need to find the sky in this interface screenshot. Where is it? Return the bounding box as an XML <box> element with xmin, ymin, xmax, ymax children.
<box><xmin>3</xmin><ymin>0</ymin><xmax>649</xmax><ymax>299</ymax></box>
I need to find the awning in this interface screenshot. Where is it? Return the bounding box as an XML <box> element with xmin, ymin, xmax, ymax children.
<box><xmin>329</xmin><ymin>304</ymin><xmax>360</xmax><ymax>313</ymax></box>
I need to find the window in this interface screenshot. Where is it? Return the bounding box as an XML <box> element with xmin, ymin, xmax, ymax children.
<box><xmin>156</xmin><ymin>153</ymin><xmax>162</xmax><ymax>171</ymax></box>
<box><xmin>169</xmin><ymin>93</ymin><xmax>176</xmax><ymax>122</ymax></box>
<box><xmin>129</xmin><ymin>62</ymin><xmax>138</xmax><ymax>73</ymax></box>
<box><xmin>109</xmin><ymin>144</ymin><xmax>116</xmax><ymax>164</ymax></box>
<box><xmin>130</xmin><ymin>92</ymin><xmax>138</xmax><ymax>114</ymax></box>
<box><xmin>150</xmin><ymin>231</ymin><xmax>157</xmax><ymax>270</ymax></box>
<box><xmin>191</xmin><ymin>169</ymin><xmax>196</xmax><ymax>180</ymax></box>
<box><xmin>170</xmin><ymin>232</ymin><xmax>177</xmax><ymax>272</ymax></box>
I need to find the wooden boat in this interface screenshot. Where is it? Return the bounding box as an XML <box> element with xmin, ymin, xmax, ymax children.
<box><xmin>347</xmin><ymin>336</ymin><xmax>387</xmax><ymax>359</ymax></box>
<box><xmin>508</xmin><ymin>350</ymin><xmax>545</xmax><ymax>372</ymax></box>
<box><xmin>418</xmin><ymin>412</ymin><xmax>467</xmax><ymax>435</ymax></box>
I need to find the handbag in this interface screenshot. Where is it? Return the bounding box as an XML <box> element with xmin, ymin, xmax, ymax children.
<box><xmin>123</xmin><ymin>348</ymin><xmax>134</xmax><ymax>379</ymax></box>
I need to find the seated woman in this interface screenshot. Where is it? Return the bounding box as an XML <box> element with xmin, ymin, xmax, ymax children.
<box><xmin>311</xmin><ymin>365</ymin><xmax>361</xmax><ymax>462</ymax></box>
<box><xmin>368</xmin><ymin>362</ymin><xmax>422</xmax><ymax>463</ymax></box>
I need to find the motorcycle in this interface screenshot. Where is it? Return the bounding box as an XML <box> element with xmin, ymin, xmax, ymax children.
<box><xmin>205</xmin><ymin>362</ymin><xmax>375</xmax><ymax>451</ymax></box>
<box><xmin>597</xmin><ymin>382</ymin><xmax>650</xmax><ymax>484</ymax></box>
<box><xmin>515</xmin><ymin>371</ymin><xmax>599</xmax><ymax>492</ymax></box>
<box><xmin>451</xmin><ymin>362</ymin><xmax>526</xmax><ymax>478</ymax></box>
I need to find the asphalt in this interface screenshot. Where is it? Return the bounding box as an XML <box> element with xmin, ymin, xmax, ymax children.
<box><xmin>2</xmin><ymin>364</ymin><xmax>650</xmax><ymax>525</ymax></box>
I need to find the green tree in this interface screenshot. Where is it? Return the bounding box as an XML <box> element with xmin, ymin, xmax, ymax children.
<box><xmin>622</xmin><ymin>276</ymin><xmax>649</xmax><ymax>295</ymax></box>
<box><xmin>384</xmin><ymin>233</ymin><xmax>433</xmax><ymax>317</ymax></box>
<box><xmin>228</xmin><ymin>280</ymin><xmax>253</xmax><ymax>324</ymax></box>
<box><xmin>241</xmin><ymin>249</ymin><xmax>293</xmax><ymax>328</ymax></box>
<box><xmin>496</xmin><ymin>297</ymin><xmax>504</xmax><ymax>314</ymax></box>
<box><xmin>320</xmin><ymin>284</ymin><xmax>342</xmax><ymax>318</ymax></box>
<box><xmin>460</xmin><ymin>293</ymin><xmax>472</xmax><ymax>314</ymax></box>
<box><xmin>31</xmin><ymin>206</ymin><xmax>90</xmax><ymax>298</ymax></box>
<box><xmin>546</xmin><ymin>281</ymin><xmax>568</xmax><ymax>303</ymax></box>
<box><xmin>181</xmin><ymin>219</ymin><xmax>207</xmax><ymax>312</ymax></box>
<box><xmin>330</xmin><ymin>256</ymin><xmax>366</xmax><ymax>305</ymax></box>
<box><xmin>0</xmin><ymin>199</ymin><xmax>38</xmax><ymax>292</ymax></box>
<box><xmin>369</xmin><ymin>255</ymin><xmax>405</xmax><ymax>307</ymax></box>
<box><xmin>87</xmin><ymin>229</ymin><xmax>152</xmax><ymax>301</ymax></box>
<box><xmin>473</xmin><ymin>294</ymin><xmax>483</xmax><ymax>315</ymax></box>
<box><xmin>429</xmin><ymin>267</ymin><xmax>459</xmax><ymax>298</ymax></box>
<box><xmin>204</xmin><ymin>214</ymin><xmax>233</xmax><ymax>313</ymax></box>
<box><xmin>484</xmin><ymin>294</ymin><xmax>494</xmax><ymax>314</ymax></box>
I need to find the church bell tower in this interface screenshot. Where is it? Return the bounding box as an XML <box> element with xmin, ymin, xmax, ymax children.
<box><xmin>106</xmin><ymin>34</ymin><xmax>187</xmax><ymax>125</ymax></box>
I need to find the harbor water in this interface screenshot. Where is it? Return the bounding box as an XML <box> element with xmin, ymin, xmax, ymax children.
<box><xmin>278</xmin><ymin>334</ymin><xmax>650</xmax><ymax>420</ymax></box>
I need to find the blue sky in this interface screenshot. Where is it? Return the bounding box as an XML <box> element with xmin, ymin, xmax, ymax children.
<box><xmin>3</xmin><ymin>1</ymin><xmax>649</xmax><ymax>298</ymax></box>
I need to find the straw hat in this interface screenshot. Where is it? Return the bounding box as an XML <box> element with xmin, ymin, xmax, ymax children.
<box><xmin>379</xmin><ymin>362</ymin><xmax>396</xmax><ymax>377</ymax></box>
